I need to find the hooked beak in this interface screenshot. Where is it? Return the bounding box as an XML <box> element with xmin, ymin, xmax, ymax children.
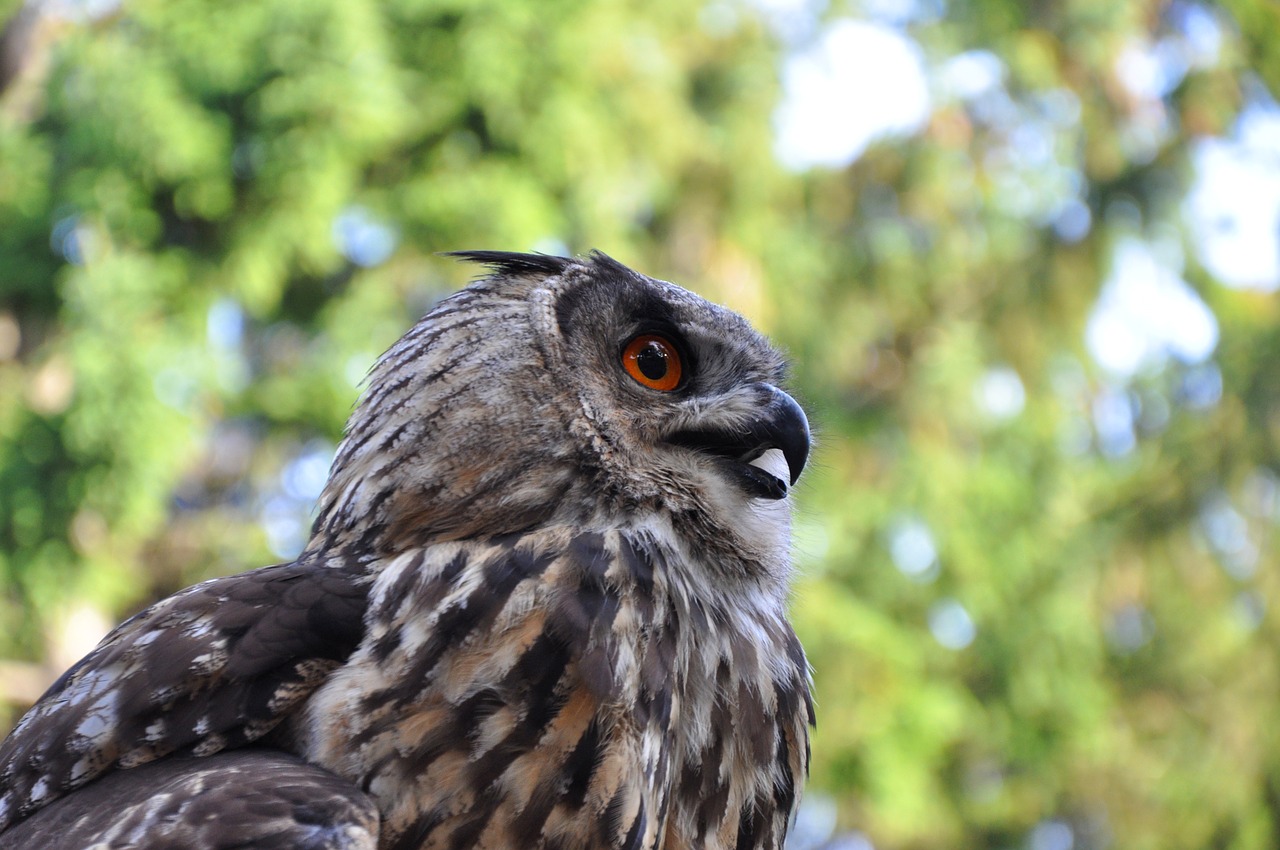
<box><xmin>666</xmin><ymin>384</ymin><xmax>810</xmax><ymax>500</ymax></box>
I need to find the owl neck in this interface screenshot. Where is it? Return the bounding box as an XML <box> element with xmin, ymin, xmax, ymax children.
<box><xmin>308</xmin><ymin>469</ymin><xmax>794</xmax><ymax>600</ymax></box>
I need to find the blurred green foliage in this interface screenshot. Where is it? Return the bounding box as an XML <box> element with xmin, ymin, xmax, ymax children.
<box><xmin>1</xmin><ymin>0</ymin><xmax>1278</xmax><ymax>848</ymax></box>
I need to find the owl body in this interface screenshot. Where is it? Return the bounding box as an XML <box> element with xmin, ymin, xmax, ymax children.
<box><xmin>0</xmin><ymin>252</ymin><xmax>812</xmax><ymax>850</ymax></box>
<box><xmin>282</xmin><ymin>523</ymin><xmax>809</xmax><ymax>850</ymax></box>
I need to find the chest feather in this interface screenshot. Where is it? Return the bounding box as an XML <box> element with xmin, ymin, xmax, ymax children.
<box><xmin>288</xmin><ymin>530</ymin><xmax>811</xmax><ymax>850</ymax></box>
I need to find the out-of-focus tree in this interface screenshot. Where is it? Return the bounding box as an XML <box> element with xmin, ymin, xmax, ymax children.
<box><xmin>775</xmin><ymin>3</ymin><xmax>1280</xmax><ymax>849</ymax></box>
<box><xmin>0</xmin><ymin>1</ymin><xmax>1277</xmax><ymax>848</ymax></box>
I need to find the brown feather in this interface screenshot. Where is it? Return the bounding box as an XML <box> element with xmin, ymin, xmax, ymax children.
<box><xmin>0</xmin><ymin>252</ymin><xmax>813</xmax><ymax>850</ymax></box>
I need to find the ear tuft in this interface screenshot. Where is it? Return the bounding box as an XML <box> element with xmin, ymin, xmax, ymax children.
<box><xmin>445</xmin><ymin>250</ymin><xmax>574</xmax><ymax>279</ymax></box>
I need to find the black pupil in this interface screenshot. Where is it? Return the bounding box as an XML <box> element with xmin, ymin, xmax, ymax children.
<box><xmin>636</xmin><ymin>342</ymin><xmax>669</xmax><ymax>381</ymax></box>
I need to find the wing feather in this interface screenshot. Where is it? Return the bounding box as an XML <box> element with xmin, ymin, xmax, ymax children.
<box><xmin>0</xmin><ymin>749</ymin><xmax>378</xmax><ymax>850</ymax></box>
<box><xmin>0</xmin><ymin>559</ymin><xmax>371</xmax><ymax>834</ymax></box>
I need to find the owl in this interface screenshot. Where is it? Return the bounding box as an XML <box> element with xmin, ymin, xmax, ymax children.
<box><xmin>0</xmin><ymin>251</ymin><xmax>813</xmax><ymax>850</ymax></box>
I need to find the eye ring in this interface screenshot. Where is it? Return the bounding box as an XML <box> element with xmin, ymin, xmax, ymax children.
<box><xmin>622</xmin><ymin>334</ymin><xmax>683</xmax><ymax>392</ymax></box>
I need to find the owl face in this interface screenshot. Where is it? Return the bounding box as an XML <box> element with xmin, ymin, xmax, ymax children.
<box><xmin>315</xmin><ymin>252</ymin><xmax>809</xmax><ymax>574</ymax></box>
<box><xmin>548</xmin><ymin>254</ymin><xmax>809</xmax><ymax>513</ymax></box>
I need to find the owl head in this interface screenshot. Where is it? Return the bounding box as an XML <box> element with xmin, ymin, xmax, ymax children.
<box><xmin>312</xmin><ymin>251</ymin><xmax>809</xmax><ymax>579</ymax></box>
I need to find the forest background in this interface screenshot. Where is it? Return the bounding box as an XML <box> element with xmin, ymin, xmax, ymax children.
<box><xmin>1</xmin><ymin>0</ymin><xmax>1278</xmax><ymax>848</ymax></box>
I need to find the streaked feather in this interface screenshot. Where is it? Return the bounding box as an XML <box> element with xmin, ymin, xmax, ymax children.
<box><xmin>0</xmin><ymin>252</ymin><xmax>812</xmax><ymax>850</ymax></box>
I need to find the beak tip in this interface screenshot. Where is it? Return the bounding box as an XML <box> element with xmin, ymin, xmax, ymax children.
<box><xmin>764</xmin><ymin>385</ymin><xmax>810</xmax><ymax>487</ymax></box>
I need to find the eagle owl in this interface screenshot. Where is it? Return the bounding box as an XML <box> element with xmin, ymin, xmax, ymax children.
<box><xmin>0</xmin><ymin>252</ymin><xmax>814</xmax><ymax>850</ymax></box>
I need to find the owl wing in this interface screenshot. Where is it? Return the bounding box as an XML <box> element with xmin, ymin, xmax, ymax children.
<box><xmin>0</xmin><ymin>558</ymin><xmax>371</xmax><ymax>835</ymax></box>
<box><xmin>0</xmin><ymin>749</ymin><xmax>378</xmax><ymax>850</ymax></box>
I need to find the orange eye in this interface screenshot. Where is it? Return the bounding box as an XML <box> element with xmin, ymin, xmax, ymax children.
<box><xmin>622</xmin><ymin>334</ymin><xmax>683</xmax><ymax>392</ymax></box>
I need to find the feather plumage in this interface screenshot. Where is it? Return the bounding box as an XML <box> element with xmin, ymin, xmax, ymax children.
<box><xmin>0</xmin><ymin>252</ymin><xmax>812</xmax><ymax>850</ymax></box>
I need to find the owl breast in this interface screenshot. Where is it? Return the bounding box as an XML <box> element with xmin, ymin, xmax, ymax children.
<box><xmin>284</xmin><ymin>524</ymin><xmax>811</xmax><ymax>850</ymax></box>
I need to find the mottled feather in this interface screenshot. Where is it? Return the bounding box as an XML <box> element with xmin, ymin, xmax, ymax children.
<box><xmin>0</xmin><ymin>559</ymin><xmax>370</xmax><ymax>832</ymax></box>
<box><xmin>0</xmin><ymin>251</ymin><xmax>813</xmax><ymax>850</ymax></box>
<box><xmin>0</xmin><ymin>750</ymin><xmax>378</xmax><ymax>849</ymax></box>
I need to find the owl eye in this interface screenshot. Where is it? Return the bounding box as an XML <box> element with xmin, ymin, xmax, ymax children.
<box><xmin>621</xmin><ymin>334</ymin><xmax>683</xmax><ymax>392</ymax></box>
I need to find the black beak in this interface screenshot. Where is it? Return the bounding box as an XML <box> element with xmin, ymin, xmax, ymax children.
<box><xmin>667</xmin><ymin>384</ymin><xmax>811</xmax><ymax>500</ymax></box>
